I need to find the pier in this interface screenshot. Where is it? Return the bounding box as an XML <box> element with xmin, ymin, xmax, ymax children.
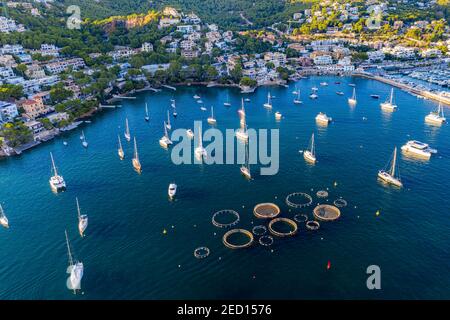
<box><xmin>354</xmin><ymin>72</ymin><xmax>450</xmax><ymax>107</ymax></box>
<box><xmin>162</xmin><ymin>85</ymin><xmax>176</xmax><ymax>91</ymax></box>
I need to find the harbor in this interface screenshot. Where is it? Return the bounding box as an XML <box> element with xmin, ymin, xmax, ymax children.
<box><xmin>0</xmin><ymin>76</ymin><xmax>449</xmax><ymax>299</ymax></box>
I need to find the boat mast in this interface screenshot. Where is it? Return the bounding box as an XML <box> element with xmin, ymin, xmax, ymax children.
<box><xmin>310</xmin><ymin>133</ymin><xmax>315</xmax><ymax>156</ymax></box>
<box><xmin>268</xmin><ymin>92</ymin><xmax>271</xmax><ymax>104</ymax></box>
<box><xmin>390</xmin><ymin>147</ymin><xmax>397</xmax><ymax>177</ymax></box>
<box><xmin>125</xmin><ymin>118</ymin><xmax>129</xmax><ymax>136</ymax></box>
<box><xmin>211</xmin><ymin>106</ymin><xmax>214</xmax><ymax>119</ymax></box>
<box><xmin>118</xmin><ymin>135</ymin><xmax>123</xmax><ymax>151</ymax></box>
<box><xmin>167</xmin><ymin>110</ymin><xmax>170</xmax><ymax>127</ymax></box>
<box><xmin>198</xmin><ymin>126</ymin><xmax>203</xmax><ymax>149</ymax></box>
<box><xmin>390</xmin><ymin>88</ymin><xmax>394</xmax><ymax>105</ymax></box>
<box><xmin>241</xmin><ymin>98</ymin><xmax>245</xmax><ymax>113</ymax></box>
<box><xmin>133</xmin><ymin>137</ymin><xmax>139</xmax><ymax>161</ymax></box>
<box><xmin>76</xmin><ymin>197</ymin><xmax>81</xmax><ymax>219</ymax></box>
<box><xmin>50</xmin><ymin>152</ymin><xmax>58</xmax><ymax>176</ymax></box>
<box><xmin>0</xmin><ymin>204</ymin><xmax>4</xmax><ymax>218</ymax></box>
<box><xmin>65</xmin><ymin>230</ymin><xmax>74</xmax><ymax>267</ymax></box>
<box><xmin>145</xmin><ymin>103</ymin><xmax>149</xmax><ymax>116</ymax></box>
<box><xmin>245</xmin><ymin>142</ymin><xmax>250</xmax><ymax>172</ymax></box>
<box><xmin>164</xmin><ymin>121</ymin><xmax>168</xmax><ymax>138</ymax></box>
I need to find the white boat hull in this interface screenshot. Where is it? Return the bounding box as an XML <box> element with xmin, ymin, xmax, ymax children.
<box><xmin>425</xmin><ymin>114</ymin><xmax>446</xmax><ymax>126</ymax></box>
<box><xmin>207</xmin><ymin>118</ymin><xmax>216</xmax><ymax>125</ymax></box>
<box><xmin>304</xmin><ymin>151</ymin><xmax>316</xmax><ymax>164</ymax></box>
<box><xmin>378</xmin><ymin>171</ymin><xmax>402</xmax><ymax>187</ymax></box>
<box><xmin>49</xmin><ymin>176</ymin><xmax>66</xmax><ymax>192</ymax></box>
<box><xmin>0</xmin><ymin>217</ymin><xmax>9</xmax><ymax>228</ymax></box>
<box><xmin>236</xmin><ymin>129</ymin><xmax>249</xmax><ymax>141</ymax></box>
<box><xmin>132</xmin><ymin>158</ymin><xmax>142</xmax><ymax>173</ymax></box>
<box><xmin>401</xmin><ymin>145</ymin><xmax>432</xmax><ymax>159</ymax></box>
<box><xmin>380</xmin><ymin>102</ymin><xmax>397</xmax><ymax>111</ymax></box>
<box><xmin>67</xmin><ymin>262</ymin><xmax>84</xmax><ymax>291</ymax></box>
<box><xmin>118</xmin><ymin>149</ymin><xmax>124</xmax><ymax>160</ymax></box>
<box><xmin>240</xmin><ymin>166</ymin><xmax>251</xmax><ymax>179</ymax></box>
<box><xmin>78</xmin><ymin>216</ymin><xmax>88</xmax><ymax>237</ymax></box>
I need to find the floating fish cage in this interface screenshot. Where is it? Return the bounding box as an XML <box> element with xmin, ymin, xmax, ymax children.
<box><xmin>252</xmin><ymin>225</ymin><xmax>267</xmax><ymax>236</ymax></box>
<box><xmin>306</xmin><ymin>220</ymin><xmax>320</xmax><ymax>230</ymax></box>
<box><xmin>253</xmin><ymin>203</ymin><xmax>281</xmax><ymax>219</ymax></box>
<box><xmin>258</xmin><ymin>235</ymin><xmax>274</xmax><ymax>247</ymax></box>
<box><xmin>333</xmin><ymin>198</ymin><xmax>347</xmax><ymax>208</ymax></box>
<box><xmin>268</xmin><ymin>218</ymin><xmax>298</xmax><ymax>237</ymax></box>
<box><xmin>313</xmin><ymin>205</ymin><xmax>341</xmax><ymax>221</ymax></box>
<box><xmin>212</xmin><ymin>210</ymin><xmax>240</xmax><ymax>228</ymax></box>
<box><xmin>222</xmin><ymin>229</ymin><xmax>254</xmax><ymax>249</ymax></box>
<box><xmin>294</xmin><ymin>214</ymin><xmax>309</xmax><ymax>223</ymax></box>
<box><xmin>285</xmin><ymin>192</ymin><xmax>313</xmax><ymax>208</ymax></box>
<box><xmin>316</xmin><ymin>190</ymin><xmax>329</xmax><ymax>198</ymax></box>
<box><xmin>194</xmin><ymin>247</ymin><xmax>210</xmax><ymax>259</ymax></box>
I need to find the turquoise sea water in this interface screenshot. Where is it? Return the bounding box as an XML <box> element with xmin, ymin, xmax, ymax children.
<box><xmin>1</xmin><ymin>76</ymin><xmax>449</xmax><ymax>299</ymax></box>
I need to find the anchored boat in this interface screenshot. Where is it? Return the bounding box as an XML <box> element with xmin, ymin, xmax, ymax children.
<box><xmin>65</xmin><ymin>230</ymin><xmax>84</xmax><ymax>293</ymax></box>
<box><xmin>49</xmin><ymin>152</ymin><xmax>66</xmax><ymax>192</ymax></box>
<box><xmin>304</xmin><ymin>133</ymin><xmax>316</xmax><ymax>164</ymax></box>
<box><xmin>194</xmin><ymin>126</ymin><xmax>207</xmax><ymax>160</ymax></box>
<box><xmin>186</xmin><ymin>129</ymin><xmax>194</xmax><ymax>139</ymax></box>
<box><xmin>159</xmin><ymin>122</ymin><xmax>173</xmax><ymax>149</ymax></box>
<box><xmin>117</xmin><ymin>135</ymin><xmax>124</xmax><ymax>160</ymax></box>
<box><xmin>240</xmin><ymin>142</ymin><xmax>251</xmax><ymax>179</ymax></box>
<box><xmin>166</xmin><ymin>110</ymin><xmax>172</xmax><ymax>130</ymax></box>
<box><xmin>238</xmin><ymin>98</ymin><xmax>246</xmax><ymax>117</ymax></box>
<box><xmin>425</xmin><ymin>98</ymin><xmax>446</xmax><ymax>125</ymax></box>
<box><xmin>348</xmin><ymin>87</ymin><xmax>357</xmax><ymax>105</ymax></box>
<box><xmin>80</xmin><ymin>130</ymin><xmax>88</xmax><ymax>148</ymax></box>
<box><xmin>263</xmin><ymin>92</ymin><xmax>273</xmax><ymax>109</ymax></box>
<box><xmin>224</xmin><ymin>93</ymin><xmax>231</xmax><ymax>107</ymax></box>
<box><xmin>168</xmin><ymin>183</ymin><xmax>177</xmax><ymax>199</ymax></box>
<box><xmin>401</xmin><ymin>140</ymin><xmax>437</xmax><ymax>159</ymax></box>
<box><xmin>380</xmin><ymin>88</ymin><xmax>397</xmax><ymax>111</ymax></box>
<box><xmin>144</xmin><ymin>102</ymin><xmax>150</xmax><ymax>121</ymax></box>
<box><xmin>378</xmin><ymin>147</ymin><xmax>402</xmax><ymax>187</ymax></box>
<box><xmin>275</xmin><ymin>111</ymin><xmax>282</xmax><ymax>120</ymax></box>
<box><xmin>207</xmin><ymin>106</ymin><xmax>217</xmax><ymax>124</ymax></box>
<box><xmin>293</xmin><ymin>90</ymin><xmax>302</xmax><ymax>104</ymax></box>
<box><xmin>76</xmin><ymin>197</ymin><xmax>88</xmax><ymax>237</ymax></box>
<box><xmin>124</xmin><ymin>118</ymin><xmax>131</xmax><ymax>142</ymax></box>
<box><xmin>0</xmin><ymin>204</ymin><xmax>9</xmax><ymax>228</ymax></box>
<box><xmin>315</xmin><ymin>112</ymin><xmax>332</xmax><ymax>125</ymax></box>
<box><xmin>132</xmin><ymin>137</ymin><xmax>142</xmax><ymax>173</ymax></box>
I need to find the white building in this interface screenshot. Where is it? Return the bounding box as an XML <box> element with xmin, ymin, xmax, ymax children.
<box><xmin>367</xmin><ymin>50</ymin><xmax>385</xmax><ymax>62</ymax></box>
<box><xmin>39</xmin><ymin>44</ymin><xmax>60</xmax><ymax>57</ymax></box>
<box><xmin>0</xmin><ymin>101</ymin><xmax>19</xmax><ymax>123</ymax></box>
<box><xmin>313</xmin><ymin>55</ymin><xmax>333</xmax><ymax>65</ymax></box>
<box><xmin>0</xmin><ymin>16</ymin><xmax>25</xmax><ymax>33</ymax></box>
<box><xmin>0</xmin><ymin>66</ymin><xmax>15</xmax><ymax>79</ymax></box>
<box><xmin>0</xmin><ymin>44</ymin><xmax>24</xmax><ymax>55</ymax></box>
<box><xmin>141</xmin><ymin>42</ymin><xmax>154</xmax><ymax>53</ymax></box>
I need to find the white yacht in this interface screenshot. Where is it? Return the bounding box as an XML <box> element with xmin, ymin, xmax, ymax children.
<box><xmin>80</xmin><ymin>131</ymin><xmax>88</xmax><ymax>148</ymax></box>
<box><xmin>320</xmin><ymin>82</ymin><xmax>328</xmax><ymax>86</ymax></box>
<box><xmin>0</xmin><ymin>204</ymin><xmax>9</xmax><ymax>228</ymax></box>
<box><xmin>312</xmin><ymin>86</ymin><xmax>318</xmax><ymax>91</ymax></box>
<box><xmin>144</xmin><ymin>102</ymin><xmax>150</xmax><ymax>121</ymax></box>
<box><xmin>238</xmin><ymin>98</ymin><xmax>246</xmax><ymax>117</ymax></box>
<box><xmin>244</xmin><ymin>98</ymin><xmax>251</xmax><ymax>102</ymax></box>
<box><xmin>197</xmin><ymin>99</ymin><xmax>203</xmax><ymax>104</ymax></box>
<box><xmin>275</xmin><ymin>111</ymin><xmax>282</xmax><ymax>120</ymax></box>
<box><xmin>49</xmin><ymin>152</ymin><xmax>66</xmax><ymax>192</ymax></box>
<box><xmin>207</xmin><ymin>106</ymin><xmax>217</xmax><ymax>124</ymax></box>
<box><xmin>293</xmin><ymin>90</ymin><xmax>302</xmax><ymax>104</ymax></box>
<box><xmin>200</xmin><ymin>106</ymin><xmax>207</xmax><ymax>111</ymax></box>
<box><xmin>168</xmin><ymin>183</ymin><xmax>177</xmax><ymax>199</ymax></box>
<box><xmin>65</xmin><ymin>230</ymin><xmax>84</xmax><ymax>293</ymax></box>
<box><xmin>159</xmin><ymin>121</ymin><xmax>173</xmax><ymax>148</ymax></box>
<box><xmin>240</xmin><ymin>142</ymin><xmax>251</xmax><ymax>179</ymax></box>
<box><xmin>63</xmin><ymin>141</ymin><xmax>68</xmax><ymax>146</ymax></box>
<box><xmin>186</xmin><ymin>129</ymin><xmax>194</xmax><ymax>139</ymax></box>
<box><xmin>263</xmin><ymin>92</ymin><xmax>273</xmax><ymax>109</ymax></box>
<box><xmin>132</xmin><ymin>137</ymin><xmax>142</xmax><ymax>173</ymax></box>
<box><xmin>76</xmin><ymin>198</ymin><xmax>88</xmax><ymax>238</ymax></box>
<box><xmin>304</xmin><ymin>133</ymin><xmax>316</xmax><ymax>164</ymax></box>
<box><xmin>194</xmin><ymin>126</ymin><xmax>207</xmax><ymax>159</ymax></box>
<box><xmin>166</xmin><ymin>110</ymin><xmax>172</xmax><ymax>130</ymax></box>
<box><xmin>117</xmin><ymin>135</ymin><xmax>124</xmax><ymax>160</ymax></box>
<box><xmin>380</xmin><ymin>88</ymin><xmax>397</xmax><ymax>111</ymax></box>
<box><xmin>124</xmin><ymin>118</ymin><xmax>131</xmax><ymax>142</ymax></box>
<box><xmin>425</xmin><ymin>99</ymin><xmax>446</xmax><ymax>125</ymax></box>
<box><xmin>292</xmin><ymin>86</ymin><xmax>298</xmax><ymax>95</ymax></box>
<box><xmin>236</xmin><ymin>124</ymin><xmax>249</xmax><ymax>142</ymax></box>
<box><xmin>315</xmin><ymin>112</ymin><xmax>332</xmax><ymax>125</ymax></box>
<box><xmin>401</xmin><ymin>140</ymin><xmax>437</xmax><ymax>159</ymax></box>
<box><xmin>378</xmin><ymin>147</ymin><xmax>402</xmax><ymax>187</ymax></box>
<box><xmin>309</xmin><ymin>92</ymin><xmax>318</xmax><ymax>99</ymax></box>
<box><xmin>348</xmin><ymin>87</ymin><xmax>357</xmax><ymax>105</ymax></box>
<box><xmin>193</xmin><ymin>94</ymin><xmax>200</xmax><ymax>99</ymax></box>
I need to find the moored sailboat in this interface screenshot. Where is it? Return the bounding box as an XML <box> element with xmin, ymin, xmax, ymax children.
<box><xmin>207</xmin><ymin>106</ymin><xmax>217</xmax><ymax>124</ymax></box>
<box><xmin>0</xmin><ymin>204</ymin><xmax>9</xmax><ymax>228</ymax></box>
<box><xmin>378</xmin><ymin>147</ymin><xmax>402</xmax><ymax>187</ymax></box>
<box><xmin>240</xmin><ymin>141</ymin><xmax>251</xmax><ymax>179</ymax></box>
<box><xmin>238</xmin><ymin>98</ymin><xmax>246</xmax><ymax>118</ymax></box>
<box><xmin>132</xmin><ymin>137</ymin><xmax>142</xmax><ymax>173</ymax></box>
<box><xmin>144</xmin><ymin>103</ymin><xmax>150</xmax><ymax>121</ymax></box>
<box><xmin>263</xmin><ymin>92</ymin><xmax>272</xmax><ymax>109</ymax></box>
<box><xmin>348</xmin><ymin>87</ymin><xmax>357</xmax><ymax>105</ymax></box>
<box><xmin>380</xmin><ymin>88</ymin><xmax>397</xmax><ymax>111</ymax></box>
<box><xmin>49</xmin><ymin>152</ymin><xmax>66</xmax><ymax>192</ymax></box>
<box><xmin>124</xmin><ymin>118</ymin><xmax>131</xmax><ymax>142</ymax></box>
<box><xmin>117</xmin><ymin>135</ymin><xmax>124</xmax><ymax>160</ymax></box>
<box><xmin>80</xmin><ymin>131</ymin><xmax>88</xmax><ymax>148</ymax></box>
<box><xmin>76</xmin><ymin>197</ymin><xmax>88</xmax><ymax>237</ymax></box>
<box><xmin>159</xmin><ymin>121</ymin><xmax>173</xmax><ymax>148</ymax></box>
<box><xmin>303</xmin><ymin>133</ymin><xmax>316</xmax><ymax>164</ymax></box>
<box><xmin>194</xmin><ymin>126</ymin><xmax>207</xmax><ymax>160</ymax></box>
<box><xmin>224</xmin><ymin>93</ymin><xmax>231</xmax><ymax>107</ymax></box>
<box><xmin>425</xmin><ymin>98</ymin><xmax>446</xmax><ymax>125</ymax></box>
<box><xmin>293</xmin><ymin>90</ymin><xmax>302</xmax><ymax>104</ymax></box>
<box><xmin>65</xmin><ymin>230</ymin><xmax>84</xmax><ymax>293</ymax></box>
<box><xmin>166</xmin><ymin>110</ymin><xmax>172</xmax><ymax>130</ymax></box>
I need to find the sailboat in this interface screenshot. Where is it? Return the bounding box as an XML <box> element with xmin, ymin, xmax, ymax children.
<box><xmin>293</xmin><ymin>90</ymin><xmax>302</xmax><ymax>104</ymax></box>
<box><xmin>425</xmin><ymin>98</ymin><xmax>446</xmax><ymax>125</ymax></box>
<box><xmin>348</xmin><ymin>87</ymin><xmax>357</xmax><ymax>105</ymax></box>
<box><xmin>193</xmin><ymin>94</ymin><xmax>200</xmax><ymax>99</ymax></box>
<box><xmin>292</xmin><ymin>86</ymin><xmax>298</xmax><ymax>95</ymax></box>
<box><xmin>144</xmin><ymin>103</ymin><xmax>150</xmax><ymax>121</ymax></box>
<box><xmin>117</xmin><ymin>135</ymin><xmax>124</xmax><ymax>160</ymax></box>
<box><xmin>49</xmin><ymin>152</ymin><xmax>66</xmax><ymax>192</ymax></box>
<box><xmin>238</xmin><ymin>98</ymin><xmax>246</xmax><ymax>117</ymax></box>
<box><xmin>166</xmin><ymin>110</ymin><xmax>172</xmax><ymax>130</ymax></box>
<box><xmin>168</xmin><ymin>183</ymin><xmax>177</xmax><ymax>199</ymax></box>
<box><xmin>172</xmin><ymin>99</ymin><xmax>177</xmax><ymax>117</ymax></box>
<box><xmin>263</xmin><ymin>92</ymin><xmax>272</xmax><ymax>109</ymax></box>
<box><xmin>309</xmin><ymin>87</ymin><xmax>318</xmax><ymax>99</ymax></box>
<box><xmin>207</xmin><ymin>106</ymin><xmax>216</xmax><ymax>124</ymax></box>
<box><xmin>240</xmin><ymin>142</ymin><xmax>251</xmax><ymax>179</ymax></box>
<box><xmin>380</xmin><ymin>88</ymin><xmax>397</xmax><ymax>111</ymax></box>
<box><xmin>124</xmin><ymin>118</ymin><xmax>131</xmax><ymax>142</ymax></box>
<box><xmin>159</xmin><ymin>121</ymin><xmax>173</xmax><ymax>148</ymax></box>
<box><xmin>76</xmin><ymin>197</ymin><xmax>88</xmax><ymax>238</ymax></box>
<box><xmin>224</xmin><ymin>93</ymin><xmax>231</xmax><ymax>107</ymax></box>
<box><xmin>0</xmin><ymin>204</ymin><xmax>9</xmax><ymax>228</ymax></box>
<box><xmin>65</xmin><ymin>230</ymin><xmax>84</xmax><ymax>293</ymax></box>
<box><xmin>275</xmin><ymin>111</ymin><xmax>282</xmax><ymax>120</ymax></box>
<box><xmin>378</xmin><ymin>147</ymin><xmax>402</xmax><ymax>187</ymax></box>
<box><xmin>194</xmin><ymin>126</ymin><xmax>207</xmax><ymax>159</ymax></box>
<box><xmin>236</xmin><ymin>123</ymin><xmax>249</xmax><ymax>141</ymax></box>
<box><xmin>132</xmin><ymin>137</ymin><xmax>142</xmax><ymax>173</ymax></box>
<box><xmin>303</xmin><ymin>133</ymin><xmax>316</xmax><ymax>164</ymax></box>
<box><xmin>80</xmin><ymin>131</ymin><xmax>88</xmax><ymax>148</ymax></box>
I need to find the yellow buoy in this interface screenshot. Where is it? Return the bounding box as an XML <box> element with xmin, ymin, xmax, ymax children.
<box><xmin>163</xmin><ymin>229</ymin><xmax>167</xmax><ymax>234</ymax></box>
<box><xmin>334</xmin><ymin>181</ymin><xmax>338</xmax><ymax>187</ymax></box>
<box><xmin>376</xmin><ymin>210</ymin><xmax>380</xmax><ymax>216</ymax></box>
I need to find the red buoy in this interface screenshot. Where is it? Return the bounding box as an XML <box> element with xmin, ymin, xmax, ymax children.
<box><xmin>326</xmin><ymin>261</ymin><xmax>331</xmax><ymax>270</ymax></box>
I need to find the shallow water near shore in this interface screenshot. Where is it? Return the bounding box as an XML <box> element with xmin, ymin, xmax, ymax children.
<box><xmin>1</xmin><ymin>76</ymin><xmax>449</xmax><ymax>299</ymax></box>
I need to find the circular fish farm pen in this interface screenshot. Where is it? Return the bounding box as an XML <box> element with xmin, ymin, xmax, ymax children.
<box><xmin>306</xmin><ymin>220</ymin><xmax>320</xmax><ymax>231</ymax></box>
<box><xmin>316</xmin><ymin>190</ymin><xmax>329</xmax><ymax>198</ymax></box>
<box><xmin>268</xmin><ymin>218</ymin><xmax>298</xmax><ymax>237</ymax></box>
<box><xmin>333</xmin><ymin>198</ymin><xmax>348</xmax><ymax>208</ymax></box>
<box><xmin>252</xmin><ymin>225</ymin><xmax>267</xmax><ymax>236</ymax></box>
<box><xmin>253</xmin><ymin>203</ymin><xmax>280</xmax><ymax>219</ymax></box>
<box><xmin>212</xmin><ymin>210</ymin><xmax>240</xmax><ymax>228</ymax></box>
<box><xmin>194</xmin><ymin>247</ymin><xmax>210</xmax><ymax>259</ymax></box>
<box><xmin>223</xmin><ymin>229</ymin><xmax>254</xmax><ymax>249</ymax></box>
<box><xmin>259</xmin><ymin>235</ymin><xmax>274</xmax><ymax>247</ymax></box>
<box><xmin>294</xmin><ymin>214</ymin><xmax>308</xmax><ymax>223</ymax></box>
<box><xmin>313</xmin><ymin>205</ymin><xmax>341</xmax><ymax>221</ymax></box>
<box><xmin>285</xmin><ymin>192</ymin><xmax>313</xmax><ymax>208</ymax></box>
